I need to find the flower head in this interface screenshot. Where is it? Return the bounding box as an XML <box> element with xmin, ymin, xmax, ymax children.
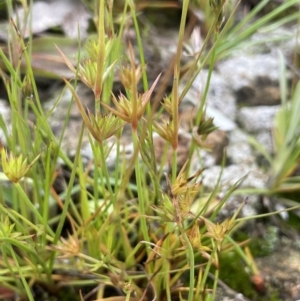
<box><xmin>153</xmin><ymin>118</ymin><xmax>174</xmax><ymax>145</ymax></box>
<box><xmin>1</xmin><ymin>148</ymin><xmax>40</xmax><ymax>183</ymax></box>
<box><xmin>209</xmin><ymin>0</ymin><xmax>226</xmax><ymax>32</ymax></box>
<box><xmin>193</xmin><ymin>116</ymin><xmax>218</xmax><ymax>150</ymax></box>
<box><xmin>0</xmin><ymin>216</ymin><xmax>34</xmax><ymax>240</ymax></box>
<box><xmin>202</xmin><ymin>217</ymin><xmax>231</xmax><ymax>251</ymax></box>
<box><xmin>187</xmin><ymin>223</ymin><xmax>211</xmax><ymax>252</ymax></box>
<box><xmin>102</xmin><ymin>73</ymin><xmax>161</xmax><ymax>129</ymax></box>
<box><xmin>171</xmin><ymin>161</ymin><xmax>203</xmax><ymax>197</ymax></box>
<box><xmin>118</xmin><ymin>65</ymin><xmax>142</xmax><ymax>91</ymax></box>
<box><xmin>88</xmin><ymin>112</ymin><xmax>125</xmax><ymax>143</ymax></box>
<box><xmin>64</xmin><ymin>79</ymin><xmax>125</xmax><ymax>144</ymax></box>
<box><xmin>49</xmin><ymin>233</ymin><xmax>81</xmax><ymax>259</ymax></box>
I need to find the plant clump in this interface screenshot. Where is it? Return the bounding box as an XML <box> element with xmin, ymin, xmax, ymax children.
<box><xmin>0</xmin><ymin>0</ymin><xmax>299</xmax><ymax>300</ymax></box>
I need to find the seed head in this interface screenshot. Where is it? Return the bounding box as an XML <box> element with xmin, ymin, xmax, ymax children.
<box><xmin>1</xmin><ymin>148</ymin><xmax>40</xmax><ymax>183</ymax></box>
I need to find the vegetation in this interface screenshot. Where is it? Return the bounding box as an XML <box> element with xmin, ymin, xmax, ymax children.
<box><xmin>0</xmin><ymin>0</ymin><xmax>299</xmax><ymax>300</ymax></box>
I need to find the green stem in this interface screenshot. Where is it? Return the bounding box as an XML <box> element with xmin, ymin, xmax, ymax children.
<box><xmin>200</xmin><ymin>241</ymin><xmax>217</xmax><ymax>293</ymax></box>
<box><xmin>48</xmin><ymin>123</ymin><xmax>85</xmax><ymax>271</ymax></box>
<box><xmin>42</xmin><ymin>141</ymin><xmax>53</xmax><ymax>246</ymax></box>
<box><xmin>99</xmin><ymin>143</ymin><xmax>116</xmax><ymax>207</ymax></box>
<box><xmin>212</xmin><ymin>266</ymin><xmax>219</xmax><ymax>300</ymax></box>
<box><xmin>175</xmin><ymin>0</ymin><xmax>190</xmax><ymax>70</ymax></box>
<box><xmin>98</xmin><ymin>142</ymin><xmax>117</xmax><ymax>253</ymax></box>
<box><xmin>95</xmin><ymin>0</ymin><xmax>105</xmax><ymax>103</ymax></box>
<box><xmin>225</xmin><ymin>235</ymin><xmax>259</xmax><ymax>275</ymax></box>
<box><xmin>128</xmin><ymin>0</ymin><xmax>148</xmax><ymax>92</ymax></box>
<box><xmin>179</xmin><ymin>226</ymin><xmax>195</xmax><ymax>301</ymax></box>
<box><xmin>78</xmin><ymin>154</ymin><xmax>90</xmax><ymax>222</ymax></box>
<box><xmin>9</xmin><ymin>245</ymin><xmax>35</xmax><ymax>301</ymax></box>
<box><xmin>162</xmin><ymin>223</ymin><xmax>173</xmax><ymax>301</ymax></box>
<box><xmin>171</xmin><ymin>149</ymin><xmax>177</xmax><ymax>184</ymax></box>
<box><xmin>14</xmin><ymin>183</ymin><xmax>54</xmax><ymax>236</ymax></box>
<box><xmin>132</xmin><ymin>130</ymin><xmax>151</xmax><ymax>255</ymax></box>
<box><xmin>195</xmin><ymin>31</ymin><xmax>218</xmax><ymax>126</ymax></box>
<box><xmin>187</xmin><ymin>31</ymin><xmax>219</xmax><ymax>172</ymax></box>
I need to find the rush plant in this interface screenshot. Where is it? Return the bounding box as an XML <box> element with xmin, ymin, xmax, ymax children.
<box><xmin>0</xmin><ymin>0</ymin><xmax>299</xmax><ymax>301</ymax></box>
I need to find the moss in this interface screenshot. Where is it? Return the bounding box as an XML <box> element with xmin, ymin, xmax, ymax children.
<box><xmin>28</xmin><ymin>284</ymin><xmax>82</xmax><ymax>301</ymax></box>
<box><xmin>219</xmin><ymin>252</ymin><xmax>261</xmax><ymax>299</ymax></box>
<box><xmin>143</xmin><ymin>7</ymin><xmax>182</xmax><ymax>28</ymax></box>
<box><xmin>251</xmin><ymin>226</ymin><xmax>279</xmax><ymax>257</ymax></box>
<box><xmin>285</xmin><ymin>211</ymin><xmax>300</xmax><ymax>232</ymax></box>
<box><xmin>233</xmin><ymin>226</ymin><xmax>279</xmax><ymax>257</ymax></box>
<box><xmin>219</xmin><ymin>252</ymin><xmax>282</xmax><ymax>301</ymax></box>
<box><xmin>268</xmin><ymin>288</ymin><xmax>281</xmax><ymax>301</ymax></box>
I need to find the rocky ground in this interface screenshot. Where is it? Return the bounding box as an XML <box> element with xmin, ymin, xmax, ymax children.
<box><xmin>0</xmin><ymin>0</ymin><xmax>300</xmax><ymax>300</ymax></box>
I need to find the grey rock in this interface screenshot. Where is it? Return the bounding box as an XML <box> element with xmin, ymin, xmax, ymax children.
<box><xmin>201</xmin><ymin>164</ymin><xmax>268</xmax><ymax>192</ymax></box>
<box><xmin>106</xmin><ymin>142</ymin><xmax>134</xmax><ymax>171</ymax></box>
<box><xmin>194</xmin><ymin>150</ymin><xmax>217</xmax><ymax>169</ymax></box>
<box><xmin>195</xmin><ymin>164</ymin><xmax>267</xmax><ymax>219</ymax></box>
<box><xmin>0</xmin><ymin>99</ymin><xmax>12</xmax><ymax>145</ymax></box>
<box><xmin>238</xmin><ymin>105</ymin><xmax>280</xmax><ymax>133</ymax></box>
<box><xmin>218</xmin><ymin>54</ymin><xmax>280</xmax><ymax>91</ymax></box>
<box><xmin>228</xmin><ymin>128</ymin><xmax>250</xmax><ymax>144</ymax></box>
<box><xmin>12</xmin><ymin>0</ymin><xmax>90</xmax><ymax>39</ymax></box>
<box><xmin>227</xmin><ymin>141</ymin><xmax>256</xmax><ymax>166</ymax></box>
<box><xmin>227</xmin><ymin>129</ymin><xmax>261</xmax><ymax>165</ymax></box>
<box><xmin>217</xmin><ymin>53</ymin><xmax>282</xmax><ymax>106</ymax></box>
<box><xmin>42</xmin><ymin>83</ymin><xmax>94</xmax><ymax>161</ymax></box>
<box><xmin>250</xmin><ymin>26</ymin><xmax>299</xmax><ymax>59</ymax></box>
<box><xmin>192</xmin><ymin>70</ymin><xmax>237</xmax><ymax>119</ymax></box>
<box><xmin>182</xmin><ymin>70</ymin><xmax>237</xmax><ymax>131</ymax></box>
<box><xmin>253</xmin><ymin>130</ymin><xmax>274</xmax><ymax>155</ymax></box>
<box><xmin>219</xmin><ymin>195</ymin><xmax>260</xmax><ymax>219</ymax></box>
<box><xmin>206</xmin><ymin>105</ymin><xmax>237</xmax><ymax>131</ymax></box>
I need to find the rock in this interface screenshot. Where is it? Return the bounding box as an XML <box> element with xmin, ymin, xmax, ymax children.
<box><xmin>200</xmin><ymin>164</ymin><xmax>268</xmax><ymax>192</ymax></box>
<box><xmin>191</xmin><ymin>129</ymin><xmax>229</xmax><ymax>168</ymax></box>
<box><xmin>237</xmin><ymin>105</ymin><xmax>280</xmax><ymax>133</ymax></box>
<box><xmin>250</xmin><ymin>26</ymin><xmax>299</xmax><ymax>60</ymax></box>
<box><xmin>205</xmin><ymin>129</ymin><xmax>229</xmax><ymax>165</ymax></box>
<box><xmin>253</xmin><ymin>130</ymin><xmax>274</xmax><ymax>155</ymax></box>
<box><xmin>0</xmin><ymin>99</ymin><xmax>11</xmax><ymax>145</ymax></box>
<box><xmin>255</xmin><ymin>237</ymin><xmax>300</xmax><ymax>301</ymax></box>
<box><xmin>206</xmin><ymin>105</ymin><xmax>237</xmax><ymax>131</ymax></box>
<box><xmin>106</xmin><ymin>141</ymin><xmax>134</xmax><ymax>171</ymax></box>
<box><xmin>192</xmin><ymin>70</ymin><xmax>237</xmax><ymax>120</ymax></box>
<box><xmin>180</xmin><ymin>82</ymin><xmax>237</xmax><ymax>132</ymax></box>
<box><xmin>42</xmin><ymin>83</ymin><xmax>94</xmax><ymax>161</ymax></box>
<box><xmin>153</xmin><ymin>131</ymin><xmax>192</xmax><ymax>169</ymax></box>
<box><xmin>195</xmin><ymin>150</ymin><xmax>216</xmax><ymax>168</ymax></box>
<box><xmin>227</xmin><ymin>129</ymin><xmax>257</xmax><ymax>165</ymax></box>
<box><xmin>221</xmin><ymin>194</ymin><xmax>260</xmax><ymax>219</ymax></box>
<box><xmin>11</xmin><ymin>0</ymin><xmax>90</xmax><ymax>39</ymax></box>
<box><xmin>218</xmin><ymin>54</ymin><xmax>280</xmax><ymax>88</ymax></box>
<box><xmin>217</xmin><ymin>54</ymin><xmax>282</xmax><ymax>106</ymax></box>
<box><xmin>235</xmin><ymin>77</ymin><xmax>281</xmax><ymax>106</ymax></box>
<box><xmin>195</xmin><ymin>164</ymin><xmax>268</xmax><ymax>218</ymax></box>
